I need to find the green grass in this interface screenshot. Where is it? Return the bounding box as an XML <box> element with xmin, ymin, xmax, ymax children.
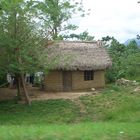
<box><xmin>79</xmin><ymin>85</ymin><xmax>140</xmax><ymax>122</ymax></box>
<box><xmin>0</xmin><ymin>84</ymin><xmax>140</xmax><ymax>139</ymax></box>
<box><xmin>0</xmin><ymin>123</ymin><xmax>140</xmax><ymax>140</ymax></box>
<box><xmin>0</xmin><ymin>99</ymin><xmax>80</xmax><ymax>125</ymax></box>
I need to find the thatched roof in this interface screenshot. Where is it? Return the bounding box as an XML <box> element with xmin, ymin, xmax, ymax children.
<box><xmin>46</xmin><ymin>41</ymin><xmax>112</xmax><ymax>70</ymax></box>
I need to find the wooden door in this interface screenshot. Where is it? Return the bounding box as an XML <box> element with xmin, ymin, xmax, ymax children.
<box><xmin>63</xmin><ymin>71</ymin><xmax>72</xmax><ymax>91</ymax></box>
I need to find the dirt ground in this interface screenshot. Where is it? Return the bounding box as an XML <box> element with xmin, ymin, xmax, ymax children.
<box><xmin>0</xmin><ymin>87</ymin><xmax>95</xmax><ymax>101</ymax></box>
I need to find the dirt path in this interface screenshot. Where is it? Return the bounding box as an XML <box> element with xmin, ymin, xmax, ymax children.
<box><xmin>32</xmin><ymin>92</ymin><xmax>93</xmax><ymax>101</ymax></box>
<box><xmin>0</xmin><ymin>87</ymin><xmax>94</xmax><ymax>101</ymax></box>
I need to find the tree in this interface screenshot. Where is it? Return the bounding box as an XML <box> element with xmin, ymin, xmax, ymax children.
<box><xmin>124</xmin><ymin>40</ymin><xmax>140</xmax><ymax>78</ymax></box>
<box><xmin>102</xmin><ymin>36</ymin><xmax>140</xmax><ymax>82</ymax></box>
<box><xmin>102</xmin><ymin>36</ymin><xmax>113</xmax><ymax>42</ymax></box>
<box><xmin>36</xmin><ymin>0</ymin><xmax>87</xmax><ymax>40</ymax></box>
<box><xmin>0</xmin><ymin>0</ymin><xmax>47</xmax><ymax>105</ymax></box>
<box><xmin>64</xmin><ymin>31</ymin><xmax>94</xmax><ymax>41</ymax></box>
<box><xmin>105</xmin><ymin>38</ymin><xmax>127</xmax><ymax>82</ymax></box>
<box><xmin>127</xmin><ymin>40</ymin><xmax>139</xmax><ymax>53</ymax></box>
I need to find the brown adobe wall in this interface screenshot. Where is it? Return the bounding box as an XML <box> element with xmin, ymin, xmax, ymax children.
<box><xmin>44</xmin><ymin>70</ymin><xmax>105</xmax><ymax>91</ymax></box>
<box><xmin>44</xmin><ymin>71</ymin><xmax>63</xmax><ymax>91</ymax></box>
<box><xmin>72</xmin><ymin>70</ymin><xmax>105</xmax><ymax>90</ymax></box>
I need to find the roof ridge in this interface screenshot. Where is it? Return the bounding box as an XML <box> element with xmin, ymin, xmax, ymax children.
<box><xmin>60</xmin><ymin>40</ymin><xmax>98</xmax><ymax>44</ymax></box>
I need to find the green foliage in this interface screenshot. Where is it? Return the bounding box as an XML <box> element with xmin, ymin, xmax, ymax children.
<box><xmin>64</xmin><ymin>31</ymin><xmax>94</xmax><ymax>41</ymax></box>
<box><xmin>0</xmin><ymin>74</ymin><xmax>6</xmax><ymax>85</ymax></box>
<box><xmin>127</xmin><ymin>40</ymin><xmax>138</xmax><ymax>52</ymax></box>
<box><xmin>102</xmin><ymin>37</ymin><xmax>140</xmax><ymax>82</ymax></box>
<box><xmin>36</xmin><ymin>0</ymin><xmax>87</xmax><ymax>40</ymax></box>
<box><xmin>0</xmin><ymin>0</ymin><xmax>47</xmax><ymax>76</ymax></box>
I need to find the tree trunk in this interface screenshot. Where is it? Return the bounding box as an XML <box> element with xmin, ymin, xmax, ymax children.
<box><xmin>53</xmin><ymin>27</ymin><xmax>58</xmax><ymax>40</ymax></box>
<box><xmin>20</xmin><ymin>74</ymin><xmax>31</xmax><ymax>105</ymax></box>
<box><xmin>16</xmin><ymin>75</ymin><xmax>22</xmax><ymax>100</ymax></box>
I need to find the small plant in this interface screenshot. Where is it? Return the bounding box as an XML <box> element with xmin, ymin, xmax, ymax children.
<box><xmin>110</xmin><ymin>84</ymin><xmax>121</xmax><ymax>92</ymax></box>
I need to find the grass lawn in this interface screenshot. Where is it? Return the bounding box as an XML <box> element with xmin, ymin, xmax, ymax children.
<box><xmin>0</xmin><ymin>84</ymin><xmax>140</xmax><ymax>140</ymax></box>
<box><xmin>0</xmin><ymin>123</ymin><xmax>140</xmax><ymax>140</ymax></box>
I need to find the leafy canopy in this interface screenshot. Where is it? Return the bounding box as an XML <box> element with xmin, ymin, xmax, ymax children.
<box><xmin>102</xmin><ymin>36</ymin><xmax>140</xmax><ymax>82</ymax></box>
<box><xmin>36</xmin><ymin>0</ymin><xmax>88</xmax><ymax>40</ymax></box>
<box><xmin>0</xmin><ymin>0</ymin><xmax>47</xmax><ymax>75</ymax></box>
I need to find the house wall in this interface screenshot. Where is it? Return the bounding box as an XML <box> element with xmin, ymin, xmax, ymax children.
<box><xmin>44</xmin><ymin>70</ymin><xmax>105</xmax><ymax>91</ymax></box>
<box><xmin>44</xmin><ymin>71</ymin><xmax>63</xmax><ymax>91</ymax></box>
<box><xmin>72</xmin><ymin>70</ymin><xmax>105</xmax><ymax>90</ymax></box>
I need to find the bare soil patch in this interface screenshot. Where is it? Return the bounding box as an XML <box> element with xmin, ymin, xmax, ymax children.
<box><xmin>0</xmin><ymin>87</ymin><xmax>94</xmax><ymax>101</ymax></box>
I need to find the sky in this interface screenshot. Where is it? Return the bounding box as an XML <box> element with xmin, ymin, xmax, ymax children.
<box><xmin>71</xmin><ymin>0</ymin><xmax>140</xmax><ymax>43</ymax></box>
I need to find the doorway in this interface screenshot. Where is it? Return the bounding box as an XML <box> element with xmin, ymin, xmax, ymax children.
<box><xmin>62</xmin><ymin>71</ymin><xmax>72</xmax><ymax>91</ymax></box>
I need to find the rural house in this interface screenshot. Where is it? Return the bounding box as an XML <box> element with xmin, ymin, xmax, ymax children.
<box><xmin>44</xmin><ymin>41</ymin><xmax>112</xmax><ymax>91</ymax></box>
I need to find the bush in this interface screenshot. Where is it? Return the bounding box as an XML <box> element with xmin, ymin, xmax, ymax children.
<box><xmin>0</xmin><ymin>74</ymin><xmax>7</xmax><ymax>85</ymax></box>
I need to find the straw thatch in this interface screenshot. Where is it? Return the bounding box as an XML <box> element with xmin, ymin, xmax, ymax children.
<box><xmin>46</xmin><ymin>41</ymin><xmax>112</xmax><ymax>70</ymax></box>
